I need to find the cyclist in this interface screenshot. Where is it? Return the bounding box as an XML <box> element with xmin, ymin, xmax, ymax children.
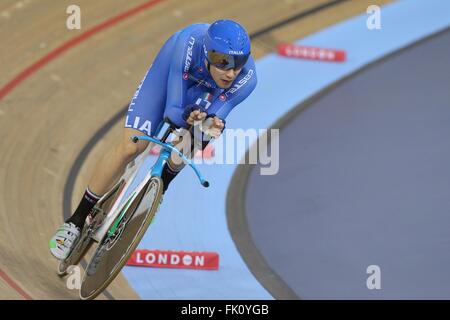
<box><xmin>49</xmin><ymin>19</ymin><xmax>257</xmax><ymax>260</ymax></box>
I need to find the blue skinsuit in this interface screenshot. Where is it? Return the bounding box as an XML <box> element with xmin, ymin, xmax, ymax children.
<box><xmin>125</xmin><ymin>23</ymin><xmax>257</xmax><ymax>137</ymax></box>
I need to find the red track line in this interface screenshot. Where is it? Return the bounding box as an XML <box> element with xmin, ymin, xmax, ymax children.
<box><xmin>0</xmin><ymin>0</ymin><xmax>164</xmax><ymax>100</ymax></box>
<box><xmin>0</xmin><ymin>267</ymin><xmax>33</xmax><ymax>300</ymax></box>
<box><xmin>0</xmin><ymin>0</ymin><xmax>164</xmax><ymax>301</ymax></box>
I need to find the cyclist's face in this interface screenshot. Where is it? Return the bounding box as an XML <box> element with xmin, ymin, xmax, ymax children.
<box><xmin>207</xmin><ymin>61</ymin><xmax>242</xmax><ymax>88</ymax></box>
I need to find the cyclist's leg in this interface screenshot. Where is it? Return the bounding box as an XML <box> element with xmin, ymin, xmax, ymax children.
<box><xmin>160</xmin><ymin>134</ymin><xmax>188</xmax><ymax>193</ymax></box>
<box><xmin>50</xmin><ymin>128</ymin><xmax>157</xmax><ymax>260</ymax></box>
<box><xmin>87</xmin><ymin>127</ymin><xmax>151</xmax><ymax>196</ymax></box>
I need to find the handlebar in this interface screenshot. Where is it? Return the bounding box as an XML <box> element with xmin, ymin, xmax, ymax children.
<box><xmin>130</xmin><ymin>134</ymin><xmax>209</xmax><ymax>188</ymax></box>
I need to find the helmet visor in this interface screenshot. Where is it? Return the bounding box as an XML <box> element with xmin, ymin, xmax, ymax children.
<box><xmin>207</xmin><ymin>51</ymin><xmax>250</xmax><ymax>70</ymax></box>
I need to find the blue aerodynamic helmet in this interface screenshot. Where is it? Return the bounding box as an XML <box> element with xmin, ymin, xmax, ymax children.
<box><xmin>204</xmin><ymin>19</ymin><xmax>251</xmax><ymax>70</ymax></box>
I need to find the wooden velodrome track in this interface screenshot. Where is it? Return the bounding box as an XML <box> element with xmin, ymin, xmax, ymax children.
<box><xmin>0</xmin><ymin>0</ymin><xmax>391</xmax><ymax>300</ymax></box>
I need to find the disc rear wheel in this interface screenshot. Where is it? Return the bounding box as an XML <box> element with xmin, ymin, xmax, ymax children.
<box><xmin>79</xmin><ymin>177</ymin><xmax>162</xmax><ymax>300</ymax></box>
<box><xmin>57</xmin><ymin>179</ymin><xmax>125</xmax><ymax>276</ymax></box>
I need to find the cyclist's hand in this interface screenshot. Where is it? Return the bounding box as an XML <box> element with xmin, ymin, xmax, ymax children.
<box><xmin>204</xmin><ymin>116</ymin><xmax>225</xmax><ymax>138</ymax></box>
<box><xmin>186</xmin><ymin>109</ymin><xmax>207</xmax><ymax>126</ymax></box>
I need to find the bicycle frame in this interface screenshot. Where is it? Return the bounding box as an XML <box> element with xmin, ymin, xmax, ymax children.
<box><xmin>91</xmin><ymin>123</ymin><xmax>209</xmax><ymax>242</ymax></box>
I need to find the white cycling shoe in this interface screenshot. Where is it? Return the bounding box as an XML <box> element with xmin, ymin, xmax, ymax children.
<box><xmin>48</xmin><ymin>222</ymin><xmax>81</xmax><ymax>261</ymax></box>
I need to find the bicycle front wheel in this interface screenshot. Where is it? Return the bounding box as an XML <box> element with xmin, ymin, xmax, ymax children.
<box><xmin>79</xmin><ymin>176</ymin><xmax>163</xmax><ymax>300</ymax></box>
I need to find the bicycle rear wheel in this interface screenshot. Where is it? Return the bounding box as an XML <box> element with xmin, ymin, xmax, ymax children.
<box><xmin>79</xmin><ymin>176</ymin><xmax>163</xmax><ymax>300</ymax></box>
<box><xmin>57</xmin><ymin>179</ymin><xmax>126</xmax><ymax>276</ymax></box>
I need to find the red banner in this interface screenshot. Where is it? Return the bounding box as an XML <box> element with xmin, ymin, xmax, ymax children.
<box><xmin>278</xmin><ymin>43</ymin><xmax>346</xmax><ymax>62</ymax></box>
<box><xmin>127</xmin><ymin>249</ymin><xmax>219</xmax><ymax>270</ymax></box>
